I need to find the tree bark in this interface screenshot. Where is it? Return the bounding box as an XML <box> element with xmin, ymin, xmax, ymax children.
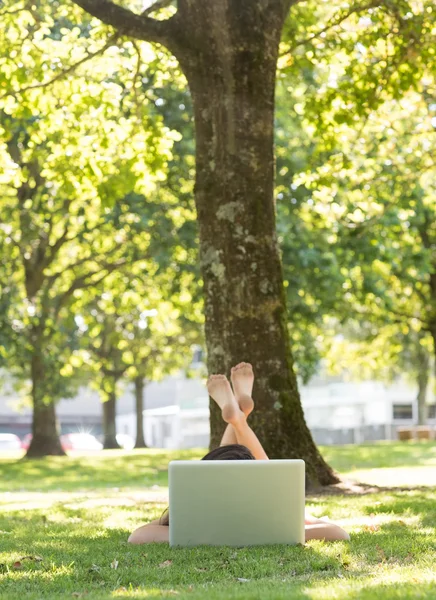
<box><xmin>26</xmin><ymin>350</ymin><xmax>65</xmax><ymax>457</ymax></box>
<box><xmin>416</xmin><ymin>367</ymin><xmax>428</xmax><ymax>426</ymax></box>
<box><xmin>416</xmin><ymin>333</ymin><xmax>432</xmax><ymax>426</ymax></box>
<box><xmin>173</xmin><ymin>1</ymin><xmax>338</xmax><ymax>487</ymax></box>
<box><xmin>102</xmin><ymin>389</ymin><xmax>120</xmax><ymax>449</ymax></box>
<box><xmin>134</xmin><ymin>376</ymin><xmax>148</xmax><ymax>448</ymax></box>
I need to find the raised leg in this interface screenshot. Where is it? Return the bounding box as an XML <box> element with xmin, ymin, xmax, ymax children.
<box><xmin>208</xmin><ymin>373</ymin><xmax>268</xmax><ymax>460</ymax></box>
<box><xmin>219</xmin><ymin>424</ymin><xmax>238</xmax><ymax>446</ymax></box>
<box><xmin>219</xmin><ymin>364</ymin><xmax>256</xmax><ymax>446</ymax></box>
<box><xmin>231</xmin><ymin>418</ymin><xmax>269</xmax><ymax>460</ymax></box>
<box><xmin>231</xmin><ymin>363</ymin><xmax>254</xmax><ymax>416</ymax></box>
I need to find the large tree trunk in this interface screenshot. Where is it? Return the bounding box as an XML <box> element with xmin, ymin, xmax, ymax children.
<box><xmin>134</xmin><ymin>376</ymin><xmax>147</xmax><ymax>448</ymax></box>
<box><xmin>26</xmin><ymin>350</ymin><xmax>65</xmax><ymax>457</ymax></box>
<box><xmin>69</xmin><ymin>0</ymin><xmax>338</xmax><ymax>486</ymax></box>
<box><xmin>102</xmin><ymin>390</ymin><xmax>120</xmax><ymax>449</ymax></box>
<box><xmin>175</xmin><ymin>1</ymin><xmax>338</xmax><ymax>487</ymax></box>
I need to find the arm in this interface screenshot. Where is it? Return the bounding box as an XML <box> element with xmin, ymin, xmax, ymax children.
<box><xmin>128</xmin><ymin>523</ymin><xmax>169</xmax><ymax>544</ymax></box>
<box><xmin>304</xmin><ymin>515</ymin><xmax>350</xmax><ymax>541</ymax></box>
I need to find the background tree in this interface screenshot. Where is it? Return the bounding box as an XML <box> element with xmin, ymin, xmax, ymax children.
<box><xmin>0</xmin><ymin>15</ymin><xmax>179</xmax><ymax>455</ymax></box>
<box><xmin>80</xmin><ymin>277</ymin><xmax>202</xmax><ymax>448</ymax></box>
<box><xmin>326</xmin><ymin>323</ymin><xmax>434</xmax><ymax>426</ymax></box>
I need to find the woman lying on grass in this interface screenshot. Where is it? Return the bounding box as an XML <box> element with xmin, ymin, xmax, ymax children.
<box><xmin>129</xmin><ymin>363</ymin><xmax>349</xmax><ymax>545</ymax></box>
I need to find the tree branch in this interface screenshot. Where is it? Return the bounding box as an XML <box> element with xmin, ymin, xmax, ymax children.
<box><xmin>141</xmin><ymin>0</ymin><xmax>174</xmax><ymax>17</ymax></box>
<box><xmin>71</xmin><ymin>0</ymin><xmax>176</xmax><ymax>47</ymax></box>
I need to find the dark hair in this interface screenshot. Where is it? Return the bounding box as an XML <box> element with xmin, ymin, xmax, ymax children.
<box><xmin>159</xmin><ymin>444</ymin><xmax>254</xmax><ymax>526</ymax></box>
<box><xmin>201</xmin><ymin>444</ymin><xmax>255</xmax><ymax>461</ymax></box>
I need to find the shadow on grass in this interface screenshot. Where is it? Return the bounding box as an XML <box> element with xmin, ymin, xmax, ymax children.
<box><xmin>1</xmin><ymin>526</ymin><xmax>435</xmax><ymax>600</ymax></box>
<box><xmin>0</xmin><ymin>524</ymin><xmax>343</xmax><ymax>597</ymax></box>
<box><xmin>360</xmin><ymin>489</ymin><xmax>436</xmax><ymax>528</ymax></box>
<box><xmin>0</xmin><ymin>449</ymin><xmax>203</xmax><ymax>492</ymax></box>
<box><xmin>1</xmin><ymin>442</ymin><xmax>435</xmax><ymax>494</ymax></box>
<box><xmin>1</xmin><ymin>497</ymin><xmax>435</xmax><ymax>600</ymax></box>
<box><xmin>321</xmin><ymin>441</ymin><xmax>436</xmax><ymax>472</ymax></box>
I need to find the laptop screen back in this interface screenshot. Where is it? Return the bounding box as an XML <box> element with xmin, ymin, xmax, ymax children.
<box><xmin>169</xmin><ymin>459</ymin><xmax>305</xmax><ymax>547</ymax></box>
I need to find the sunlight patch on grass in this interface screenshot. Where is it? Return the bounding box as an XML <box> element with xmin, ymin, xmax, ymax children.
<box><xmin>303</xmin><ymin>566</ymin><xmax>436</xmax><ymax>600</ymax></box>
<box><xmin>339</xmin><ymin>512</ymin><xmax>421</xmax><ymax>530</ymax></box>
<box><xmin>0</xmin><ymin>489</ymin><xmax>169</xmax><ymax>512</ymax></box>
<box><xmin>344</xmin><ymin>466</ymin><xmax>436</xmax><ymax>487</ymax></box>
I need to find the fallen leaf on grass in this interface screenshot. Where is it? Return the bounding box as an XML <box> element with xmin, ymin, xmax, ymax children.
<box><xmin>110</xmin><ymin>559</ymin><xmax>119</xmax><ymax>570</ymax></box>
<box><xmin>159</xmin><ymin>560</ymin><xmax>173</xmax><ymax>568</ymax></box>
<box><xmin>363</xmin><ymin>523</ymin><xmax>380</xmax><ymax>533</ymax></box>
<box><xmin>236</xmin><ymin>578</ymin><xmax>250</xmax><ymax>583</ymax></box>
<box><xmin>89</xmin><ymin>564</ymin><xmax>101</xmax><ymax>573</ymax></box>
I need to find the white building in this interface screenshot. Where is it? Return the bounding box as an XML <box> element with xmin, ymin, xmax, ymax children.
<box><xmin>2</xmin><ymin>368</ymin><xmax>435</xmax><ymax>447</ymax></box>
<box><xmin>116</xmin><ymin>373</ymin><xmax>436</xmax><ymax>448</ymax></box>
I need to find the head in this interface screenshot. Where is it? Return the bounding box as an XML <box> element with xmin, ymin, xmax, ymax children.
<box><xmin>159</xmin><ymin>444</ymin><xmax>254</xmax><ymax>525</ymax></box>
<box><xmin>201</xmin><ymin>444</ymin><xmax>255</xmax><ymax>461</ymax></box>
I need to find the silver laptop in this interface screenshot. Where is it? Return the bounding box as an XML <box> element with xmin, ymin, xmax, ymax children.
<box><xmin>169</xmin><ymin>459</ymin><xmax>305</xmax><ymax>547</ymax></box>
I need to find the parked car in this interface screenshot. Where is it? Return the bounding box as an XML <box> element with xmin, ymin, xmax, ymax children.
<box><xmin>60</xmin><ymin>433</ymin><xmax>103</xmax><ymax>451</ymax></box>
<box><xmin>0</xmin><ymin>433</ymin><xmax>22</xmax><ymax>451</ymax></box>
<box><xmin>21</xmin><ymin>432</ymin><xmax>103</xmax><ymax>452</ymax></box>
<box><xmin>21</xmin><ymin>433</ymin><xmax>32</xmax><ymax>450</ymax></box>
<box><xmin>116</xmin><ymin>433</ymin><xmax>135</xmax><ymax>450</ymax></box>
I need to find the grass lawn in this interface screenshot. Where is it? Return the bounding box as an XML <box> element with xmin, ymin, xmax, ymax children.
<box><xmin>0</xmin><ymin>442</ymin><xmax>435</xmax><ymax>599</ymax></box>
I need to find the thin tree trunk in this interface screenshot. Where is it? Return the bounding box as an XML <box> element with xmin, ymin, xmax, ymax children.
<box><xmin>102</xmin><ymin>390</ymin><xmax>120</xmax><ymax>449</ymax></box>
<box><xmin>174</xmin><ymin>1</ymin><xmax>338</xmax><ymax>487</ymax></box>
<box><xmin>26</xmin><ymin>350</ymin><xmax>65</xmax><ymax>457</ymax></box>
<box><xmin>134</xmin><ymin>376</ymin><xmax>147</xmax><ymax>448</ymax></box>
<box><xmin>416</xmin><ymin>341</ymin><xmax>430</xmax><ymax>426</ymax></box>
<box><xmin>417</xmin><ymin>370</ymin><xmax>428</xmax><ymax>426</ymax></box>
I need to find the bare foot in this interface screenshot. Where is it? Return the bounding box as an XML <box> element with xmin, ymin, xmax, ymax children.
<box><xmin>230</xmin><ymin>363</ymin><xmax>254</xmax><ymax>416</ymax></box>
<box><xmin>207</xmin><ymin>374</ymin><xmax>244</xmax><ymax>424</ymax></box>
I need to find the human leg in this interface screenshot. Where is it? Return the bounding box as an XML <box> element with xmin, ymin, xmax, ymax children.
<box><xmin>218</xmin><ymin>364</ymin><xmax>255</xmax><ymax>446</ymax></box>
<box><xmin>231</xmin><ymin>417</ymin><xmax>269</xmax><ymax>460</ymax></box>
<box><xmin>219</xmin><ymin>424</ymin><xmax>238</xmax><ymax>446</ymax></box>
<box><xmin>207</xmin><ymin>372</ymin><xmax>268</xmax><ymax>460</ymax></box>
<box><xmin>230</xmin><ymin>363</ymin><xmax>254</xmax><ymax>416</ymax></box>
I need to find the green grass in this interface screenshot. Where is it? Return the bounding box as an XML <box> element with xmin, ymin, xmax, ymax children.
<box><xmin>0</xmin><ymin>442</ymin><xmax>435</xmax><ymax>599</ymax></box>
